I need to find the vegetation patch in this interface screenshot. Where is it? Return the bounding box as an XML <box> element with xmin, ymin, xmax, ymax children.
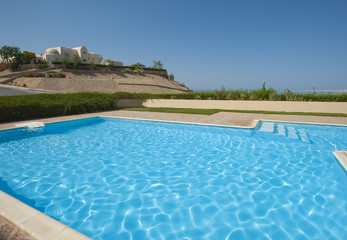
<box><xmin>52</xmin><ymin>61</ymin><xmax>167</xmax><ymax>71</ymax></box>
<box><xmin>22</xmin><ymin>72</ymin><xmax>45</xmax><ymax>78</ymax></box>
<box><xmin>47</xmin><ymin>72</ymin><xmax>66</xmax><ymax>78</ymax></box>
<box><xmin>0</xmin><ymin>93</ymin><xmax>118</xmax><ymax>123</ymax></box>
<box><xmin>109</xmin><ymin>89</ymin><xmax>347</xmax><ymax>102</ymax></box>
<box><xmin>37</xmin><ymin>60</ymin><xmax>48</xmax><ymax>69</ymax></box>
<box><xmin>0</xmin><ymin>63</ymin><xmax>7</xmax><ymax>72</ymax></box>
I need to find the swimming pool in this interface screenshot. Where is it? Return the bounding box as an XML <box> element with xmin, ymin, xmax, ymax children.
<box><xmin>0</xmin><ymin>117</ymin><xmax>346</xmax><ymax>239</ymax></box>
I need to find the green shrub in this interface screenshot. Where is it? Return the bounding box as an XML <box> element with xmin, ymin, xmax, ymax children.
<box><xmin>133</xmin><ymin>67</ymin><xmax>144</xmax><ymax>75</ymax></box>
<box><xmin>283</xmin><ymin>89</ymin><xmax>304</xmax><ymax>101</ymax></box>
<box><xmin>301</xmin><ymin>93</ymin><xmax>347</xmax><ymax>102</ymax></box>
<box><xmin>269</xmin><ymin>92</ymin><xmax>281</xmax><ymax>101</ymax></box>
<box><xmin>48</xmin><ymin>72</ymin><xmax>65</xmax><ymax>78</ymax></box>
<box><xmin>249</xmin><ymin>93</ymin><xmax>259</xmax><ymax>100</ymax></box>
<box><xmin>0</xmin><ymin>63</ymin><xmax>7</xmax><ymax>72</ymax></box>
<box><xmin>37</xmin><ymin>60</ymin><xmax>48</xmax><ymax>69</ymax></box>
<box><xmin>22</xmin><ymin>73</ymin><xmax>35</xmax><ymax>77</ymax></box>
<box><xmin>226</xmin><ymin>90</ymin><xmax>237</xmax><ymax>100</ymax></box>
<box><xmin>61</xmin><ymin>58</ymin><xmax>71</xmax><ymax>69</ymax></box>
<box><xmin>215</xmin><ymin>86</ymin><xmax>226</xmax><ymax>100</ymax></box>
<box><xmin>73</xmin><ymin>56</ymin><xmax>81</xmax><ymax>69</ymax></box>
<box><xmin>89</xmin><ymin>62</ymin><xmax>95</xmax><ymax>70</ymax></box>
<box><xmin>247</xmin><ymin>88</ymin><xmax>276</xmax><ymax>100</ymax></box>
<box><xmin>0</xmin><ymin>93</ymin><xmax>118</xmax><ymax>123</ymax></box>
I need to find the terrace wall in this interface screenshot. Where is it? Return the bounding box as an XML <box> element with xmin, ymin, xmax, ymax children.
<box><xmin>117</xmin><ymin>99</ymin><xmax>347</xmax><ymax>114</ymax></box>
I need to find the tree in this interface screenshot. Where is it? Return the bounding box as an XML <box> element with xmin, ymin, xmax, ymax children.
<box><xmin>0</xmin><ymin>45</ymin><xmax>22</xmax><ymax>71</ymax></box>
<box><xmin>21</xmin><ymin>51</ymin><xmax>36</xmax><ymax>64</ymax></box>
<box><xmin>105</xmin><ymin>59</ymin><xmax>114</xmax><ymax>70</ymax></box>
<box><xmin>153</xmin><ymin>60</ymin><xmax>163</xmax><ymax>69</ymax></box>
<box><xmin>61</xmin><ymin>57</ymin><xmax>71</xmax><ymax>69</ymax></box>
<box><xmin>72</xmin><ymin>56</ymin><xmax>81</xmax><ymax>69</ymax></box>
<box><xmin>0</xmin><ymin>45</ymin><xmax>21</xmax><ymax>61</ymax></box>
<box><xmin>89</xmin><ymin>61</ymin><xmax>95</xmax><ymax>70</ymax></box>
<box><xmin>262</xmin><ymin>81</ymin><xmax>266</xmax><ymax>91</ymax></box>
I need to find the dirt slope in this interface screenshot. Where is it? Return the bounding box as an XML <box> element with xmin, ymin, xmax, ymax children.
<box><xmin>6</xmin><ymin>69</ymin><xmax>191</xmax><ymax>94</ymax></box>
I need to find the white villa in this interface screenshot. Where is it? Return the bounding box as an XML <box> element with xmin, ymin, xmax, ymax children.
<box><xmin>36</xmin><ymin>46</ymin><xmax>103</xmax><ymax>64</ymax></box>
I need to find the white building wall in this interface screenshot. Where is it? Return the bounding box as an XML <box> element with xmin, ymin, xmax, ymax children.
<box><xmin>38</xmin><ymin>46</ymin><xmax>103</xmax><ymax>64</ymax></box>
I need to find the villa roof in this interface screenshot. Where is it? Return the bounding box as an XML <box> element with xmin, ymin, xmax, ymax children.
<box><xmin>131</xmin><ymin>62</ymin><xmax>145</xmax><ymax>67</ymax></box>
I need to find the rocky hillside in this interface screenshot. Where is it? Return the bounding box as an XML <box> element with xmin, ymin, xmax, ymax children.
<box><xmin>1</xmin><ymin>68</ymin><xmax>191</xmax><ymax>94</ymax></box>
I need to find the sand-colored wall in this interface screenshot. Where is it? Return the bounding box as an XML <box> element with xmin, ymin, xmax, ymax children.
<box><xmin>117</xmin><ymin>99</ymin><xmax>347</xmax><ymax>114</ymax></box>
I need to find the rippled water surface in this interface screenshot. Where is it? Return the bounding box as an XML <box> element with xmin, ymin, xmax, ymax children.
<box><xmin>0</xmin><ymin>117</ymin><xmax>346</xmax><ymax>240</ymax></box>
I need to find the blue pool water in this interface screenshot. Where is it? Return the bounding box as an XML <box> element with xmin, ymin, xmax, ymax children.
<box><xmin>0</xmin><ymin>117</ymin><xmax>346</xmax><ymax>240</ymax></box>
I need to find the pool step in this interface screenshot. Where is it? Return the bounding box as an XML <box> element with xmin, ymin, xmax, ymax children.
<box><xmin>259</xmin><ymin>122</ymin><xmax>275</xmax><ymax>132</ymax></box>
<box><xmin>259</xmin><ymin>122</ymin><xmax>311</xmax><ymax>143</ymax></box>
<box><xmin>287</xmin><ymin>127</ymin><xmax>299</xmax><ymax>139</ymax></box>
<box><xmin>297</xmin><ymin>129</ymin><xmax>310</xmax><ymax>142</ymax></box>
<box><xmin>276</xmin><ymin>124</ymin><xmax>286</xmax><ymax>136</ymax></box>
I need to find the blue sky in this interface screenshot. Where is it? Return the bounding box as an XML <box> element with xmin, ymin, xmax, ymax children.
<box><xmin>1</xmin><ymin>0</ymin><xmax>346</xmax><ymax>91</ymax></box>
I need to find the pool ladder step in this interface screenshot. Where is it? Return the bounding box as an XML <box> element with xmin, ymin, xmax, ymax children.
<box><xmin>258</xmin><ymin>122</ymin><xmax>275</xmax><ymax>132</ymax></box>
<box><xmin>297</xmin><ymin>129</ymin><xmax>310</xmax><ymax>142</ymax></box>
<box><xmin>259</xmin><ymin>122</ymin><xmax>311</xmax><ymax>143</ymax></box>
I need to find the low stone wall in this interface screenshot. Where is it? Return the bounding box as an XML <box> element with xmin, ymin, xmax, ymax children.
<box><xmin>143</xmin><ymin>69</ymin><xmax>168</xmax><ymax>78</ymax></box>
<box><xmin>117</xmin><ymin>99</ymin><xmax>347</xmax><ymax>114</ymax></box>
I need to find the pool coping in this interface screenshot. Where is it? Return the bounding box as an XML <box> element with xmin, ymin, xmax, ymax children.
<box><xmin>333</xmin><ymin>151</ymin><xmax>347</xmax><ymax>172</ymax></box>
<box><xmin>0</xmin><ymin>113</ymin><xmax>346</xmax><ymax>239</ymax></box>
<box><xmin>0</xmin><ymin>191</ymin><xmax>92</xmax><ymax>240</ymax></box>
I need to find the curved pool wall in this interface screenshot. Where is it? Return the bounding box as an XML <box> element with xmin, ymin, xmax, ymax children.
<box><xmin>0</xmin><ymin>117</ymin><xmax>346</xmax><ymax>240</ymax></box>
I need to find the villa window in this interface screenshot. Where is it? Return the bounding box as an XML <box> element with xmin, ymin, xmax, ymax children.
<box><xmin>83</xmin><ymin>51</ymin><xmax>86</xmax><ymax>54</ymax></box>
<box><xmin>64</xmin><ymin>53</ymin><xmax>69</xmax><ymax>57</ymax></box>
<box><xmin>82</xmin><ymin>59</ymin><xmax>87</xmax><ymax>62</ymax></box>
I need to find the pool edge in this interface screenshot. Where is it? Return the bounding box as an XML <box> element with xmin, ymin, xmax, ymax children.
<box><xmin>99</xmin><ymin>115</ymin><xmax>347</xmax><ymax>128</ymax></box>
<box><xmin>101</xmin><ymin>115</ymin><xmax>260</xmax><ymax>129</ymax></box>
<box><xmin>0</xmin><ymin>191</ymin><xmax>92</xmax><ymax>240</ymax></box>
<box><xmin>333</xmin><ymin>151</ymin><xmax>347</xmax><ymax>172</ymax></box>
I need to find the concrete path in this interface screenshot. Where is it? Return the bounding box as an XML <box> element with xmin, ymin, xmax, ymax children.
<box><xmin>1</xmin><ymin>110</ymin><xmax>346</xmax><ymax>131</ymax></box>
<box><xmin>0</xmin><ymin>84</ymin><xmax>58</xmax><ymax>96</ymax></box>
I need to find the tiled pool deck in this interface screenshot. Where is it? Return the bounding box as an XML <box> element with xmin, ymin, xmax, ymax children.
<box><xmin>0</xmin><ymin>110</ymin><xmax>346</xmax><ymax>239</ymax></box>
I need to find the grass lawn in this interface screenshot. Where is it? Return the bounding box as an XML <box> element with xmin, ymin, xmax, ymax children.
<box><xmin>121</xmin><ymin>107</ymin><xmax>347</xmax><ymax>117</ymax></box>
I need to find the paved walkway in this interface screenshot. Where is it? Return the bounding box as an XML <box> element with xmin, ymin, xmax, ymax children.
<box><xmin>1</xmin><ymin>110</ymin><xmax>346</xmax><ymax>131</ymax></box>
<box><xmin>0</xmin><ymin>84</ymin><xmax>58</xmax><ymax>96</ymax></box>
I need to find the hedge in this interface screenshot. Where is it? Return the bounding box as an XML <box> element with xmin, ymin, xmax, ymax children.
<box><xmin>301</xmin><ymin>94</ymin><xmax>347</xmax><ymax>102</ymax></box>
<box><xmin>0</xmin><ymin>93</ymin><xmax>118</xmax><ymax>123</ymax></box>
<box><xmin>113</xmin><ymin>91</ymin><xmax>347</xmax><ymax>102</ymax></box>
